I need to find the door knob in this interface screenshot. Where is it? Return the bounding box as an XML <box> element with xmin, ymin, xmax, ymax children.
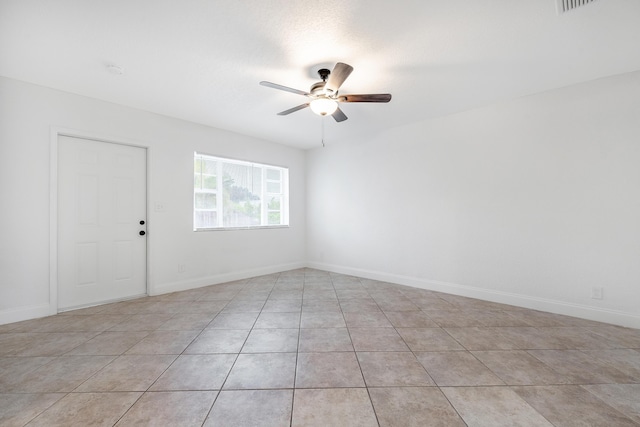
<box><xmin>139</xmin><ymin>230</ymin><xmax>146</xmax><ymax>236</ymax></box>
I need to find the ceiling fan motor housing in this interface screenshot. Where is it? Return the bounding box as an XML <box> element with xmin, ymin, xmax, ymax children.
<box><xmin>310</xmin><ymin>81</ymin><xmax>328</xmax><ymax>96</ymax></box>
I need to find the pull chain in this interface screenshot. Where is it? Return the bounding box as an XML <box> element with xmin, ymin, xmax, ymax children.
<box><xmin>321</xmin><ymin>116</ymin><xmax>326</xmax><ymax>147</ymax></box>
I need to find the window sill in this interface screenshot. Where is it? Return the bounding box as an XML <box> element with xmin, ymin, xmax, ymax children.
<box><xmin>194</xmin><ymin>225</ymin><xmax>290</xmax><ymax>232</ymax></box>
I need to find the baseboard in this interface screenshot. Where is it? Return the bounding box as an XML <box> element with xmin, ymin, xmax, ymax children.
<box><xmin>306</xmin><ymin>261</ymin><xmax>640</xmax><ymax>329</ymax></box>
<box><xmin>0</xmin><ymin>303</ymin><xmax>51</xmax><ymax>326</ymax></box>
<box><xmin>151</xmin><ymin>261</ymin><xmax>306</xmax><ymax>296</ymax></box>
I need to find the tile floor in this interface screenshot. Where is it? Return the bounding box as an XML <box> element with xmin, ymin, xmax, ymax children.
<box><xmin>1</xmin><ymin>269</ymin><xmax>640</xmax><ymax>426</ymax></box>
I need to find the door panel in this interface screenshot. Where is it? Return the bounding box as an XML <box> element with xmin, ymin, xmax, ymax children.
<box><xmin>58</xmin><ymin>135</ymin><xmax>147</xmax><ymax>310</ymax></box>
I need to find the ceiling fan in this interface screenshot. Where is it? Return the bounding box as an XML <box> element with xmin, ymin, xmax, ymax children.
<box><xmin>260</xmin><ymin>62</ymin><xmax>391</xmax><ymax>122</ymax></box>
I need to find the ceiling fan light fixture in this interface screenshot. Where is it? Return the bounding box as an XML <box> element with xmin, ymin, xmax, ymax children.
<box><xmin>309</xmin><ymin>97</ymin><xmax>338</xmax><ymax>116</ymax></box>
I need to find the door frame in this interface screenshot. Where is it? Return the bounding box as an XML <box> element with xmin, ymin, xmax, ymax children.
<box><xmin>49</xmin><ymin>127</ymin><xmax>151</xmax><ymax>315</ymax></box>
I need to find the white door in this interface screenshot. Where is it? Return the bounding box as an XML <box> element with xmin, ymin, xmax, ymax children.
<box><xmin>58</xmin><ymin>135</ymin><xmax>147</xmax><ymax>310</ymax></box>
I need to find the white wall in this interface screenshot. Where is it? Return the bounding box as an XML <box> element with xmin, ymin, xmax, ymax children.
<box><xmin>307</xmin><ymin>71</ymin><xmax>640</xmax><ymax>328</ymax></box>
<box><xmin>0</xmin><ymin>76</ymin><xmax>306</xmax><ymax>324</ymax></box>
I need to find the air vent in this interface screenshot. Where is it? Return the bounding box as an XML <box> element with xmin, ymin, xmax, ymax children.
<box><xmin>556</xmin><ymin>0</ymin><xmax>597</xmax><ymax>13</ymax></box>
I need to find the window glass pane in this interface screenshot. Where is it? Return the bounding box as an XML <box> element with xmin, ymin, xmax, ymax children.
<box><xmin>267</xmin><ymin>169</ymin><xmax>280</xmax><ymax>180</ymax></box>
<box><xmin>252</xmin><ymin>166</ymin><xmax>262</xmax><ymax>194</ymax></box>
<box><xmin>202</xmin><ymin>175</ymin><xmax>217</xmax><ymax>190</ymax></box>
<box><xmin>195</xmin><ymin>193</ymin><xmax>216</xmax><ymax>209</ymax></box>
<box><xmin>223</xmin><ymin>163</ymin><xmax>260</xmax><ymax>227</ymax></box>
<box><xmin>203</xmin><ymin>159</ymin><xmax>217</xmax><ymax>174</ymax></box>
<box><xmin>267</xmin><ymin>196</ymin><xmax>281</xmax><ymax>211</ymax></box>
<box><xmin>267</xmin><ymin>181</ymin><xmax>281</xmax><ymax>193</ymax></box>
<box><xmin>194</xmin><ymin>153</ymin><xmax>288</xmax><ymax>230</ymax></box>
<box><xmin>195</xmin><ymin>211</ymin><xmax>217</xmax><ymax>228</ymax></box>
<box><xmin>224</xmin><ymin>200</ymin><xmax>261</xmax><ymax>227</ymax></box>
<box><xmin>268</xmin><ymin>211</ymin><xmax>281</xmax><ymax>225</ymax></box>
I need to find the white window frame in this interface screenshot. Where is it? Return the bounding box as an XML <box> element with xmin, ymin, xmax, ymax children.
<box><xmin>194</xmin><ymin>152</ymin><xmax>289</xmax><ymax>231</ymax></box>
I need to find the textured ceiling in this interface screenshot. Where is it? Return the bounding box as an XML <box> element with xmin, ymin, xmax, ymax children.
<box><xmin>1</xmin><ymin>0</ymin><xmax>639</xmax><ymax>149</ymax></box>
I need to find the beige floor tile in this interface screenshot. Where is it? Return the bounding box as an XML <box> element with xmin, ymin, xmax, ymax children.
<box><xmin>301</xmin><ymin>299</ymin><xmax>341</xmax><ymax>312</ymax></box>
<box><xmin>262</xmin><ymin>299</ymin><xmax>303</xmax><ymax>313</ymax></box>
<box><xmin>5</xmin><ymin>332</ymin><xmax>98</xmax><ymax>356</ymax></box>
<box><xmin>472</xmin><ymin>350</ymin><xmax>571</xmax><ymax>385</ymax></box>
<box><xmin>273</xmin><ymin>282</ymin><xmax>304</xmax><ymax>291</ymax></box>
<box><xmin>357</xmin><ymin>352</ymin><xmax>434</xmax><ymax>386</ymax></box>
<box><xmin>589</xmin><ymin>325</ymin><xmax>640</xmax><ymax>348</ymax></box>
<box><xmin>268</xmin><ymin>290</ymin><xmax>303</xmax><ymax>300</ymax></box>
<box><xmin>348</xmin><ymin>328</ymin><xmax>409</xmax><ymax>351</ymax></box>
<box><xmin>583</xmin><ymin>384</ymin><xmax>640</xmax><ymax>424</ymax></box>
<box><xmin>57</xmin><ymin>314</ymin><xmax>128</xmax><ymax>332</ymax></box>
<box><xmin>109</xmin><ymin>314</ymin><xmax>174</xmax><ymax>332</ymax></box>
<box><xmin>421</xmin><ymin>310</ymin><xmax>485</xmax><ymax>327</ymax></box>
<box><xmin>0</xmin><ymin>356</ymin><xmax>56</xmax><ymax>387</ymax></box>
<box><xmin>300</xmin><ymin>311</ymin><xmax>346</xmax><ymax>328</ymax></box>
<box><xmin>9</xmin><ymin>316</ymin><xmax>77</xmax><ymax>333</ymax></box>
<box><xmin>339</xmin><ymin>298</ymin><xmax>381</xmax><ymax>313</ymax></box>
<box><xmin>302</xmin><ymin>290</ymin><xmax>338</xmax><ymax>300</ymax></box>
<box><xmin>59</xmin><ymin>305</ymin><xmax>109</xmax><ymax>315</ymax></box>
<box><xmin>412</xmin><ymin>297</ymin><xmax>456</xmax><ymax>311</ymax></box>
<box><xmin>224</xmin><ymin>353</ymin><xmax>296</xmax><ymax>389</ymax></box>
<box><xmin>75</xmin><ymin>354</ymin><xmax>177</xmax><ymax>392</ymax></box>
<box><xmin>384</xmin><ymin>311</ymin><xmax>438</xmax><ymax>328</ymax></box>
<box><xmin>206</xmin><ymin>312</ymin><xmax>259</xmax><ymax>329</ymax></box>
<box><xmin>184</xmin><ymin>329</ymin><xmax>249</xmax><ymax>354</ymax></box>
<box><xmin>156</xmin><ymin>313</ymin><xmax>216</xmax><ymax>330</ymax></box>
<box><xmin>292</xmin><ymin>388</ymin><xmax>378</xmax><ymax>427</ymax></box>
<box><xmin>242</xmin><ymin>328</ymin><xmax>299</xmax><ymax>353</ymax></box>
<box><xmin>115</xmin><ymin>391</ymin><xmax>216</xmax><ymax>426</ymax></box>
<box><xmin>124</xmin><ymin>330</ymin><xmax>199</xmax><ymax>354</ymax></box>
<box><xmin>298</xmin><ymin>328</ymin><xmax>353</xmax><ymax>352</ymax></box>
<box><xmin>369</xmin><ymin>387</ymin><xmax>466</xmax><ymax>427</ymax></box>
<box><xmin>205</xmin><ymin>389</ymin><xmax>293</xmax><ymax>427</ymax></box>
<box><xmin>335</xmin><ymin>289</ymin><xmax>370</xmax><ymax>299</ymax></box>
<box><xmin>396</xmin><ymin>328</ymin><xmax>464</xmax><ymax>351</ymax></box>
<box><xmin>9</xmin><ymin>355</ymin><xmax>115</xmax><ymax>392</ymax></box>
<box><xmin>528</xmin><ymin>349</ymin><xmax>636</xmax><ymax>384</ymax></box>
<box><xmin>0</xmin><ymin>334</ymin><xmax>38</xmax><ymax>356</ymax></box>
<box><xmin>221</xmin><ymin>299</ymin><xmax>266</xmax><ymax>313</ymax></box>
<box><xmin>442</xmin><ymin>386</ymin><xmax>553</xmax><ymax>427</ymax></box>
<box><xmin>513</xmin><ymin>385</ymin><xmax>638</xmax><ymax>426</ymax></box>
<box><xmin>344</xmin><ymin>311</ymin><xmax>393</xmax><ymax>328</ymax></box>
<box><xmin>415</xmin><ymin>351</ymin><xmax>503</xmax><ymax>386</ymax></box>
<box><xmin>27</xmin><ymin>392</ymin><xmax>141</xmax><ymax>427</ymax></box>
<box><xmin>187</xmin><ymin>300</ymin><xmax>229</xmax><ymax>314</ymax></box>
<box><xmin>296</xmin><ymin>352</ymin><xmax>364</xmax><ymax>388</ymax></box>
<box><xmin>376</xmin><ymin>298</ymin><xmax>420</xmax><ymax>312</ymax></box>
<box><xmin>492</xmin><ymin>326</ymin><xmax>566</xmax><ymax>349</ymax></box>
<box><xmin>66</xmin><ymin>331</ymin><xmax>149</xmax><ymax>355</ymax></box>
<box><xmin>2</xmin><ymin>270</ymin><xmax>639</xmax><ymax>426</ymax></box>
<box><xmin>443</xmin><ymin>327</ymin><xmax>518</xmax><ymax>350</ymax></box>
<box><xmin>544</xmin><ymin>326</ymin><xmax>621</xmax><ymax>349</ymax></box>
<box><xmin>150</xmin><ymin>354</ymin><xmax>236</xmax><ymax>390</ymax></box>
<box><xmin>581</xmin><ymin>349</ymin><xmax>640</xmax><ymax>380</ymax></box>
<box><xmin>0</xmin><ymin>393</ymin><xmax>64</xmax><ymax>427</ymax></box>
<box><xmin>254</xmin><ymin>312</ymin><xmax>301</xmax><ymax>328</ymax></box>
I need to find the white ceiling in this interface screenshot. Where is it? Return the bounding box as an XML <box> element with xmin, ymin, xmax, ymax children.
<box><xmin>1</xmin><ymin>0</ymin><xmax>639</xmax><ymax>149</ymax></box>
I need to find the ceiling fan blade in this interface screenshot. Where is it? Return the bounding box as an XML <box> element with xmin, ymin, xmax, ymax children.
<box><xmin>260</xmin><ymin>81</ymin><xmax>310</xmax><ymax>96</ymax></box>
<box><xmin>277</xmin><ymin>103</ymin><xmax>310</xmax><ymax>115</ymax></box>
<box><xmin>339</xmin><ymin>94</ymin><xmax>392</xmax><ymax>103</ymax></box>
<box><xmin>331</xmin><ymin>107</ymin><xmax>348</xmax><ymax>122</ymax></box>
<box><xmin>325</xmin><ymin>62</ymin><xmax>354</xmax><ymax>94</ymax></box>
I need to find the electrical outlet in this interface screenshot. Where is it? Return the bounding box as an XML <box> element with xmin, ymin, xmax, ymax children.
<box><xmin>591</xmin><ymin>287</ymin><xmax>603</xmax><ymax>300</ymax></box>
<box><xmin>178</xmin><ymin>264</ymin><xmax>186</xmax><ymax>273</ymax></box>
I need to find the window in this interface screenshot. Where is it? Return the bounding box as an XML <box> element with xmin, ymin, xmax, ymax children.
<box><xmin>194</xmin><ymin>153</ymin><xmax>289</xmax><ymax>230</ymax></box>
